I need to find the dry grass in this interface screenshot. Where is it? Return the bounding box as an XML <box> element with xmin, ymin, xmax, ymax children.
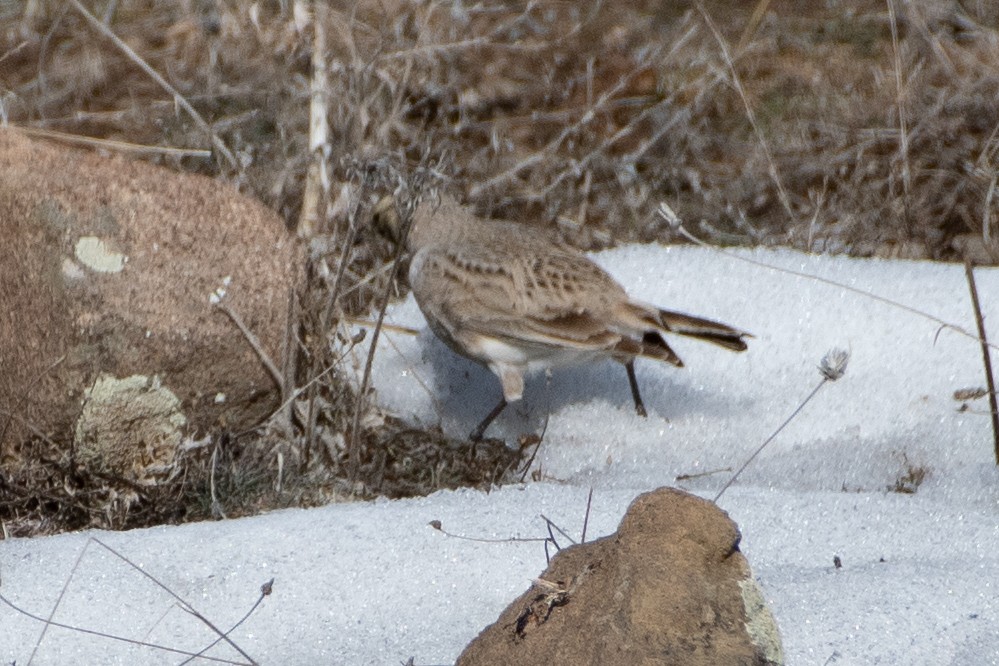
<box><xmin>2</xmin><ymin>0</ymin><xmax>999</xmax><ymax>534</ymax></box>
<box><xmin>4</xmin><ymin>1</ymin><xmax>999</xmax><ymax>252</ymax></box>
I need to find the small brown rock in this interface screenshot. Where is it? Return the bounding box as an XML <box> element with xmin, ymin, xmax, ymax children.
<box><xmin>457</xmin><ymin>487</ymin><xmax>783</xmax><ymax>666</ymax></box>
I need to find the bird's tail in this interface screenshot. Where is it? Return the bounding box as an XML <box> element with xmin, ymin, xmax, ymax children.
<box><xmin>612</xmin><ymin>303</ymin><xmax>750</xmax><ymax>366</ymax></box>
<box><xmin>654</xmin><ymin>308</ymin><xmax>750</xmax><ymax>352</ymax></box>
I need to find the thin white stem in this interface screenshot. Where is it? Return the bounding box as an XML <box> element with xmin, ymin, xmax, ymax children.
<box><xmin>715</xmin><ymin>377</ymin><xmax>828</xmax><ymax>502</ymax></box>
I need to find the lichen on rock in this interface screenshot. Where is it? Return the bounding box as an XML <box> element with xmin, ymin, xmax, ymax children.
<box><xmin>75</xmin><ymin>374</ymin><xmax>186</xmax><ymax>485</ymax></box>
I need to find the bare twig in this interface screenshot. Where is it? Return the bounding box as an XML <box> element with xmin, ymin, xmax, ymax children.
<box><xmin>305</xmin><ymin>193</ymin><xmax>364</xmax><ymax>463</ymax></box>
<box><xmin>0</xmin><ymin>592</ymin><xmax>250</xmax><ymax>665</ymax></box>
<box><xmin>580</xmin><ymin>487</ymin><xmax>593</xmax><ymax>544</ymax></box>
<box><xmin>469</xmin><ymin>70</ymin><xmax>644</xmax><ymax>200</ymax></box>
<box><xmin>534</xmin><ymin>25</ymin><xmax>703</xmax><ymax>203</ymax></box>
<box><xmin>209</xmin><ymin>441</ymin><xmax>227</xmax><ymax>519</ymax></box>
<box><xmin>214</xmin><ymin>302</ymin><xmax>284</xmax><ymax>391</ymax></box>
<box><xmin>428</xmin><ymin>498</ymin><xmax>590</xmax><ymax>565</ymax></box>
<box><xmin>983</xmin><ymin>175</ymin><xmax>997</xmax><ymax>248</ymax></box>
<box><xmin>517</xmin><ymin>435</ymin><xmax>545</xmax><ymax>483</ymax></box>
<box><xmin>964</xmin><ymin>259</ymin><xmax>999</xmax><ymax>465</ymax></box>
<box><xmin>334</xmin><ymin>260</ymin><xmax>405</xmax><ymax>304</ymax></box>
<box><xmin>535</xmin><ymin>92</ymin><xmax>684</xmax><ymax>204</ymax></box>
<box><xmin>0</xmin><ymin>39</ymin><xmax>29</xmax><ymax>66</ymax></box>
<box><xmin>697</xmin><ymin>2</ymin><xmax>795</xmax><ymax>226</ymax></box>
<box><xmin>7</xmin><ymin>126</ymin><xmax>213</xmax><ymax>158</ymax></box>
<box><xmin>28</xmin><ymin>532</ymin><xmax>90</xmax><ymax>663</ymax></box>
<box><xmin>91</xmin><ymin>538</ymin><xmax>259</xmax><ymax>664</ymax></box>
<box><xmin>263</xmin><ymin>343</ymin><xmax>356</xmax><ymax>433</ymax></box>
<box><xmin>0</xmin><ymin>353</ymin><xmax>65</xmax><ymax>454</ymax></box>
<box><xmin>901</xmin><ymin>1</ymin><xmax>957</xmax><ymax>78</ymax></box>
<box><xmin>886</xmin><ymin>0</ymin><xmax>913</xmax><ymax>232</ymax></box>
<box><xmin>736</xmin><ymin>0</ymin><xmax>774</xmax><ymax>53</ymax></box>
<box><xmin>7</xmin><ymin>537</ymin><xmax>262</xmax><ymax>664</ymax></box>
<box><xmin>279</xmin><ymin>284</ymin><xmax>299</xmax><ymax>428</ymax></box>
<box><xmin>0</xmin><ymin>409</ymin><xmax>59</xmax><ymax>449</ymax></box>
<box><xmin>540</xmin><ymin>514</ymin><xmax>577</xmax><ymax>547</ymax></box>
<box><xmin>347</xmin><ymin>197</ymin><xmax>414</xmax><ymax>482</ymax></box>
<box><xmin>517</xmin><ymin>414</ymin><xmax>549</xmax><ymax>483</ymax></box>
<box><xmin>66</xmin><ymin>0</ymin><xmax>238</xmax><ymax>170</ymax></box>
<box><xmin>675</xmin><ymin>466</ymin><xmax>731</xmax><ymax>482</ymax></box>
<box><xmin>377</xmin><ymin>3</ymin><xmax>582</xmax><ymax>62</ymax></box>
<box><xmin>427</xmin><ymin>520</ymin><xmax>550</xmax><ymax>545</ymax></box>
<box><xmin>657</xmin><ymin>203</ymin><xmax>999</xmax><ymax>352</ymax></box>
<box><xmin>345</xmin><ymin>317</ymin><xmax>419</xmax><ymax>336</ymax></box>
<box><xmin>180</xmin><ymin>580</ymin><xmax>274</xmax><ymax>666</ymax></box>
<box><xmin>320</xmin><ymin>197</ymin><xmax>368</xmax><ymax>336</ymax></box>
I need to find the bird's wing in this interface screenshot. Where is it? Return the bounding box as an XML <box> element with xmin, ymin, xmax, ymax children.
<box><xmin>409</xmin><ymin>240</ymin><xmax>628</xmax><ymax>353</ymax></box>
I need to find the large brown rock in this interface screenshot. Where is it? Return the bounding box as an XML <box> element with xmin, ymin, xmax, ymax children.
<box><xmin>0</xmin><ymin>129</ymin><xmax>297</xmax><ymax>482</ymax></box>
<box><xmin>458</xmin><ymin>488</ymin><xmax>783</xmax><ymax>666</ymax></box>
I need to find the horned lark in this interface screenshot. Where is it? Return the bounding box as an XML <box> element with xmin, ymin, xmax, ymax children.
<box><xmin>374</xmin><ymin>194</ymin><xmax>749</xmax><ymax>441</ymax></box>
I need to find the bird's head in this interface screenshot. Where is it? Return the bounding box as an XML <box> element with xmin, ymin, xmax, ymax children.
<box><xmin>372</xmin><ymin>195</ymin><xmax>405</xmax><ymax>245</ymax></box>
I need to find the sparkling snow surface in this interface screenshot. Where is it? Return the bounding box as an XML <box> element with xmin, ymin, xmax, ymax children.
<box><xmin>2</xmin><ymin>246</ymin><xmax>998</xmax><ymax>665</ymax></box>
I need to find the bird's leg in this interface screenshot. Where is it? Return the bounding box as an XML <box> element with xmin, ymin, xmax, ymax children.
<box><xmin>625</xmin><ymin>359</ymin><xmax>648</xmax><ymax>417</ymax></box>
<box><xmin>470</xmin><ymin>396</ymin><xmax>508</xmax><ymax>442</ymax></box>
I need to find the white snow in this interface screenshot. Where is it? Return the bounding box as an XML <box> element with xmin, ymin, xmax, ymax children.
<box><xmin>2</xmin><ymin>246</ymin><xmax>999</xmax><ymax>665</ymax></box>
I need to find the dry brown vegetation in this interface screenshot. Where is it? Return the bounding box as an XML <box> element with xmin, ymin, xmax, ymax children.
<box><xmin>2</xmin><ymin>0</ymin><xmax>999</xmax><ymax>534</ymax></box>
<box><xmin>4</xmin><ymin>0</ymin><xmax>999</xmax><ymax>256</ymax></box>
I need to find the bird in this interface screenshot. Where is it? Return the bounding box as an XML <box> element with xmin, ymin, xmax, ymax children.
<box><xmin>373</xmin><ymin>194</ymin><xmax>749</xmax><ymax>441</ymax></box>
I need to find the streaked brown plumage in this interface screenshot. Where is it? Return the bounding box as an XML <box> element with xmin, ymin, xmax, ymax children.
<box><xmin>374</xmin><ymin>194</ymin><xmax>749</xmax><ymax>440</ymax></box>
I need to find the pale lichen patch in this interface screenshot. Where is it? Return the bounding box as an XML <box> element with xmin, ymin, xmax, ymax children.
<box><xmin>740</xmin><ymin>576</ymin><xmax>785</xmax><ymax>665</ymax></box>
<box><xmin>74</xmin><ymin>236</ymin><xmax>127</xmax><ymax>273</ymax></box>
<box><xmin>75</xmin><ymin>374</ymin><xmax>186</xmax><ymax>485</ymax></box>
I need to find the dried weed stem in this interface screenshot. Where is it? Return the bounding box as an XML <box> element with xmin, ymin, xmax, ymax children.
<box><xmin>6</xmin><ymin>537</ymin><xmax>264</xmax><ymax>664</ymax></box>
<box><xmin>714</xmin><ymin>349</ymin><xmax>849</xmax><ymax>502</ymax></box>
<box><xmin>697</xmin><ymin>2</ymin><xmax>795</xmax><ymax>227</ymax></box>
<box><xmin>66</xmin><ymin>0</ymin><xmax>238</xmax><ymax>170</ymax></box>
<box><xmin>963</xmin><ymin>259</ymin><xmax>999</xmax><ymax>464</ymax></box>
<box><xmin>657</xmin><ymin>203</ymin><xmax>999</xmax><ymax>352</ymax></box>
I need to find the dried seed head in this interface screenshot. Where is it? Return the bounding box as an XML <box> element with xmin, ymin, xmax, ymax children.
<box><xmin>819</xmin><ymin>348</ymin><xmax>849</xmax><ymax>381</ymax></box>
